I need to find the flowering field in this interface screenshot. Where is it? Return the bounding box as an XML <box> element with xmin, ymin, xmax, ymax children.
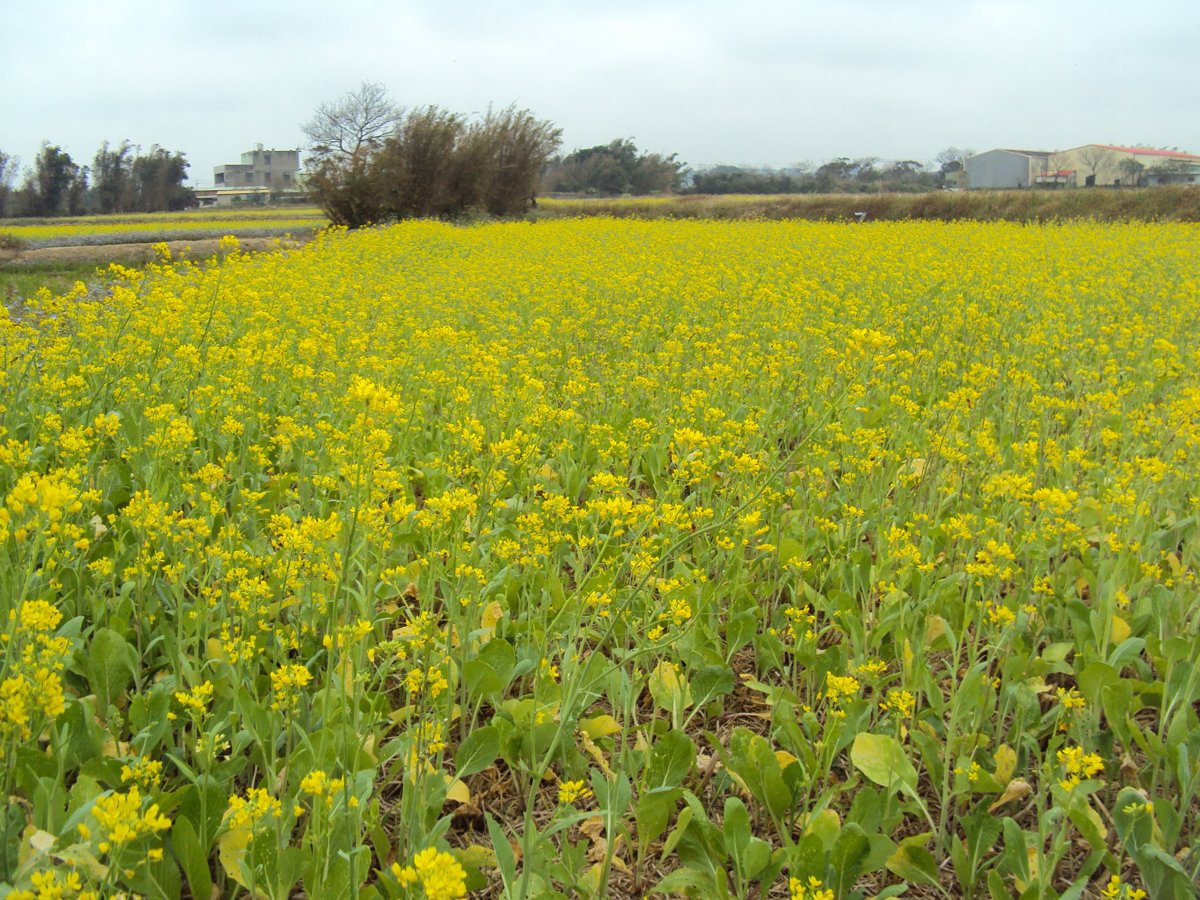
<box><xmin>1</xmin><ymin>219</ymin><xmax>1198</xmax><ymax>899</ymax></box>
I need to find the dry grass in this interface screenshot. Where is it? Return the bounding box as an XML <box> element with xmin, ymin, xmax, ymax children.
<box><xmin>536</xmin><ymin>186</ymin><xmax>1200</xmax><ymax>223</ymax></box>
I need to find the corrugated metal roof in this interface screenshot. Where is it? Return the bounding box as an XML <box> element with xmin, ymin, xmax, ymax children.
<box><xmin>1093</xmin><ymin>145</ymin><xmax>1200</xmax><ymax>160</ymax></box>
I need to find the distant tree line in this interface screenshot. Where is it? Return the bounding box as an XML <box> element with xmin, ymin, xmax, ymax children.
<box><xmin>304</xmin><ymin>83</ymin><xmax>561</xmax><ymax>227</ymax></box>
<box><xmin>687</xmin><ymin>156</ymin><xmax>957</xmax><ymax>195</ymax></box>
<box><xmin>541</xmin><ymin>139</ymin><xmax>686</xmax><ymax>195</ymax></box>
<box><xmin>0</xmin><ymin>141</ymin><xmax>193</xmax><ymax>218</ymax></box>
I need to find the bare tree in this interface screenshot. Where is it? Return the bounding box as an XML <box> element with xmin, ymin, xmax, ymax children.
<box><xmin>1077</xmin><ymin>146</ymin><xmax>1115</xmax><ymax>186</ymax></box>
<box><xmin>935</xmin><ymin>147</ymin><xmax>974</xmax><ymax>188</ymax></box>
<box><xmin>1118</xmin><ymin>156</ymin><xmax>1145</xmax><ymax>186</ymax></box>
<box><xmin>302</xmin><ymin>81</ymin><xmax>403</xmax><ymax>160</ymax></box>
<box><xmin>935</xmin><ymin>147</ymin><xmax>974</xmax><ymax>173</ymax></box>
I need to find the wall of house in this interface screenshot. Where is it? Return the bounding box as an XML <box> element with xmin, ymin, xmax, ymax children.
<box><xmin>1053</xmin><ymin>146</ymin><xmax>1200</xmax><ymax>187</ymax></box>
<box><xmin>1051</xmin><ymin>147</ymin><xmax>1125</xmax><ymax>187</ymax></box>
<box><xmin>214</xmin><ymin>148</ymin><xmax>301</xmax><ymax>190</ymax></box>
<box><xmin>239</xmin><ymin>148</ymin><xmax>301</xmax><ymax>190</ymax></box>
<box><xmin>965</xmin><ymin>150</ymin><xmax>1043</xmax><ymax>189</ymax></box>
<box><xmin>214</xmin><ymin>164</ymin><xmax>256</xmax><ymax>186</ymax></box>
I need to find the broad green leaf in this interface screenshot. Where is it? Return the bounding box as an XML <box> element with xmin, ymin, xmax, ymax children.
<box><xmin>455</xmin><ymin>725</ymin><xmax>500</xmax><ymax>778</ymax></box>
<box><xmin>636</xmin><ymin>788</ymin><xmax>682</xmax><ymax>855</ymax></box>
<box><xmin>993</xmin><ymin>744</ymin><xmax>1017</xmax><ymax>785</ymax></box>
<box><xmin>886</xmin><ymin>835</ymin><xmax>939</xmax><ymax>886</ymax></box>
<box><xmin>803</xmin><ymin>808</ymin><xmax>841</xmax><ymax>850</ymax></box>
<box><xmin>172</xmin><ymin>816</ymin><xmax>212</xmax><ymax>900</ymax></box>
<box><xmin>464</xmin><ymin>638</ymin><xmax>516</xmax><ymax>700</ymax></box>
<box><xmin>723</xmin><ymin>796</ymin><xmax>751</xmax><ymax>856</ymax></box>
<box><xmin>651</xmin><ymin>867</ymin><xmax>722</xmax><ymax>896</ymax></box>
<box><xmin>690</xmin><ymin>665</ymin><xmax>735</xmax><ymax>707</ymax></box>
<box><xmin>851</xmin><ymin>732</ymin><xmax>919</xmax><ymax>796</ymax></box>
<box><xmin>726</xmin><ymin>728</ymin><xmax>792</xmax><ymax>821</ymax></box>
<box><xmin>829</xmin><ymin>822</ymin><xmax>870</xmax><ymax>893</ymax></box>
<box><xmin>84</xmin><ymin>627</ymin><xmax>136</xmax><ymax>709</ymax></box>
<box><xmin>778</xmin><ymin>536</ymin><xmax>804</xmax><ymax>566</ymax></box>
<box><xmin>742</xmin><ymin>837</ymin><xmax>773</xmax><ymax>881</ymax></box>
<box><xmin>644</xmin><ymin>729</ymin><xmax>696</xmax><ymax>790</ymax></box>
<box><xmin>660</xmin><ymin>805</ymin><xmax>694</xmax><ymax>861</ymax></box>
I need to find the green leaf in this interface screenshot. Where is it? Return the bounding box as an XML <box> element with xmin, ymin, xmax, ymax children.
<box><xmin>850</xmin><ymin>732</ymin><xmax>919</xmax><ymax>796</ymax></box>
<box><xmin>172</xmin><ymin>816</ymin><xmax>212</xmax><ymax>900</ymax></box>
<box><xmin>742</xmin><ymin>838</ymin><xmax>773</xmax><ymax>882</ymax></box>
<box><xmin>455</xmin><ymin>725</ymin><xmax>500</xmax><ymax>778</ymax></box>
<box><xmin>636</xmin><ymin>788</ymin><xmax>682</xmax><ymax>856</ymax></box>
<box><xmin>84</xmin><ymin>627</ymin><xmax>136</xmax><ymax>709</ymax></box>
<box><xmin>725</xmin><ymin>728</ymin><xmax>792</xmax><ymax>821</ymax></box>
<box><xmin>126</xmin><ymin>854</ymin><xmax>182</xmax><ymax>900</ymax></box>
<box><xmin>644</xmin><ymin>729</ymin><xmax>696</xmax><ymax>790</ymax></box>
<box><xmin>486</xmin><ymin>815</ymin><xmax>517</xmax><ymax>897</ymax></box>
<box><xmin>648</xmin><ymin>661</ymin><xmax>693</xmax><ymax>714</ymax></box>
<box><xmin>885</xmin><ymin>835</ymin><xmax>940</xmax><ymax>887</ymax></box>
<box><xmin>464</xmin><ymin>638</ymin><xmax>516</xmax><ymax>701</ymax></box>
<box><xmin>829</xmin><ymin>822</ymin><xmax>869</xmax><ymax>893</ymax></box>
<box><xmin>723</xmin><ymin>797</ymin><xmax>751</xmax><ymax>856</ymax></box>
<box><xmin>651</xmin><ymin>867</ymin><xmax>723</xmax><ymax>897</ymax></box>
<box><xmin>690</xmin><ymin>665</ymin><xmax>735</xmax><ymax>708</ymax></box>
<box><xmin>1112</xmin><ymin>787</ymin><xmax>1155</xmax><ymax>857</ymax></box>
<box><xmin>1064</xmin><ymin>797</ymin><xmax>1108</xmax><ymax>856</ymax></box>
<box><xmin>725</xmin><ymin>601</ymin><xmax>760</xmax><ymax>656</ymax></box>
<box><xmin>660</xmin><ymin>805</ymin><xmax>694</xmax><ymax>861</ymax></box>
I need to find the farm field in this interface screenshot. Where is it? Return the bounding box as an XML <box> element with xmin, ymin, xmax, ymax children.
<box><xmin>0</xmin><ymin>207</ymin><xmax>326</xmax><ymax>249</ymax></box>
<box><xmin>1</xmin><ymin>218</ymin><xmax>1198</xmax><ymax>899</ymax></box>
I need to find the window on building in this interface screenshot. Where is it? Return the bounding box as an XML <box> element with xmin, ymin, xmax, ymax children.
<box><xmin>215</xmin><ymin>172</ymin><xmax>225</xmax><ymax>184</ymax></box>
<box><xmin>282</xmin><ymin>172</ymin><xmax>291</xmax><ymax>183</ymax></box>
<box><xmin>245</xmin><ymin>172</ymin><xmax>254</xmax><ymax>183</ymax></box>
<box><xmin>264</xmin><ymin>154</ymin><xmax>271</xmax><ymax>165</ymax></box>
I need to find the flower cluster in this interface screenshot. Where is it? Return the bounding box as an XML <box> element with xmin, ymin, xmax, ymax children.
<box><xmin>392</xmin><ymin>847</ymin><xmax>467</xmax><ymax>900</ymax></box>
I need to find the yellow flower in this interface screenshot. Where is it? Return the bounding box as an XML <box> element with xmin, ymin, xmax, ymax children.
<box><xmin>1056</xmin><ymin>745</ymin><xmax>1105</xmax><ymax>790</ymax></box>
<box><xmin>824</xmin><ymin>672</ymin><xmax>860</xmax><ymax>704</ymax></box>
<box><xmin>397</xmin><ymin>846</ymin><xmax>467</xmax><ymax>900</ymax></box>
<box><xmin>881</xmin><ymin>689</ymin><xmax>915</xmax><ymax>718</ymax></box>
<box><xmin>557</xmin><ymin>779</ymin><xmax>593</xmax><ymax>805</ymax></box>
<box><xmin>1056</xmin><ymin>687</ymin><xmax>1086</xmax><ymax>710</ymax></box>
<box><xmin>120</xmin><ymin>756</ymin><xmax>165</xmax><ymax>789</ymax></box>
<box><xmin>790</xmin><ymin>875</ymin><xmax>834</xmax><ymax>900</ymax></box>
<box><xmin>174</xmin><ymin>680</ymin><xmax>214</xmax><ymax>716</ymax></box>
<box><xmin>1101</xmin><ymin>874</ymin><xmax>1147</xmax><ymax>900</ymax></box>
<box><xmin>223</xmin><ymin>786</ymin><xmax>282</xmax><ymax>831</ymax></box>
<box><xmin>269</xmin><ymin>663</ymin><xmax>312</xmax><ymax>710</ymax></box>
<box><xmin>88</xmin><ymin>786</ymin><xmax>172</xmax><ymax>854</ymax></box>
<box><xmin>300</xmin><ymin>769</ymin><xmax>346</xmax><ymax>806</ymax></box>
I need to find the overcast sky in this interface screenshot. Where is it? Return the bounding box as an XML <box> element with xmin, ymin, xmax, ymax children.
<box><xmin>2</xmin><ymin>0</ymin><xmax>1196</xmax><ymax>186</ymax></box>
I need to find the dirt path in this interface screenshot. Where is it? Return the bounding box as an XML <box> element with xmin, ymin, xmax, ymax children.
<box><xmin>3</xmin><ymin>236</ymin><xmax>304</xmax><ymax>267</ymax></box>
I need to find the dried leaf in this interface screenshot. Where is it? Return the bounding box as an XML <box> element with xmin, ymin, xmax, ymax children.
<box><xmin>481</xmin><ymin>601</ymin><xmax>505</xmax><ymax>631</ymax></box>
<box><xmin>444</xmin><ymin>777</ymin><xmax>471</xmax><ymax>805</ymax></box>
<box><xmin>988</xmin><ymin>778</ymin><xmax>1032</xmax><ymax>813</ymax></box>
<box><xmin>993</xmin><ymin>744</ymin><xmax>1016</xmax><ymax>785</ymax></box>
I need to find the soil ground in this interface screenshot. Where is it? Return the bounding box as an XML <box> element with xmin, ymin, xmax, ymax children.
<box><xmin>1</xmin><ymin>236</ymin><xmax>295</xmax><ymax>267</ymax></box>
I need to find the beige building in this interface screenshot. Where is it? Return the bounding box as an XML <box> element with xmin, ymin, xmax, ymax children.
<box><xmin>1048</xmin><ymin>145</ymin><xmax>1200</xmax><ymax>187</ymax></box>
<box><xmin>214</xmin><ymin>145</ymin><xmax>301</xmax><ymax>191</ymax></box>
